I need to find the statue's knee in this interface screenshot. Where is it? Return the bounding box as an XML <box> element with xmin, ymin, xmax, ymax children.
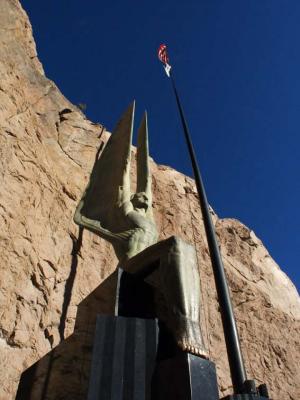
<box><xmin>168</xmin><ymin>236</ymin><xmax>194</xmax><ymax>255</ymax></box>
<box><xmin>168</xmin><ymin>235</ymin><xmax>184</xmax><ymax>249</ymax></box>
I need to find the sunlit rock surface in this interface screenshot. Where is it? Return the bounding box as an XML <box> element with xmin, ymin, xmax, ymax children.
<box><xmin>0</xmin><ymin>1</ymin><xmax>299</xmax><ymax>399</ymax></box>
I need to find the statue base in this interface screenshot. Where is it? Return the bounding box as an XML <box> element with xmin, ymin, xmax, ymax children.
<box><xmin>87</xmin><ymin>315</ymin><xmax>220</xmax><ymax>400</ymax></box>
<box><xmin>152</xmin><ymin>352</ymin><xmax>219</xmax><ymax>400</ymax></box>
<box><xmin>87</xmin><ymin>315</ymin><xmax>157</xmax><ymax>400</ymax></box>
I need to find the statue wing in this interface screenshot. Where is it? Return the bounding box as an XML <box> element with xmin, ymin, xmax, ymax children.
<box><xmin>75</xmin><ymin>102</ymin><xmax>135</xmax><ymax>234</ymax></box>
<box><xmin>136</xmin><ymin>112</ymin><xmax>154</xmax><ymax>220</ymax></box>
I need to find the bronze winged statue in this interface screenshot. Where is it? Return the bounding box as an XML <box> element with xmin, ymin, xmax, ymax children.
<box><xmin>74</xmin><ymin>102</ymin><xmax>207</xmax><ymax>358</ymax></box>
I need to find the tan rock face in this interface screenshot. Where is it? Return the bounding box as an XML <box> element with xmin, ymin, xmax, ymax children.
<box><xmin>0</xmin><ymin>1</ymin><xmax>299</xmax><ymax>399</ymax></box>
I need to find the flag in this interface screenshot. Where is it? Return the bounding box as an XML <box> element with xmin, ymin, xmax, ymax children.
<box><xmin>158</xmin><ymin>44</ymin><xmax>172</xmax><ymax>77</ymax></box>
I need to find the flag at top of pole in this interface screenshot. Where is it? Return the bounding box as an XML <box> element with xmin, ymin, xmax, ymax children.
<box><xmin>158</xmin><ymin>44</ymin><xmax>172</xmax><ymax>77</ymax></box>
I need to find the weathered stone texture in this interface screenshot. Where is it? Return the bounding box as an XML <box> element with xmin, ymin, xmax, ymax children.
<box><xmin>0</xmin><ymin>1</ymin><xmax>299</xmax><ymax>399</ymax></box>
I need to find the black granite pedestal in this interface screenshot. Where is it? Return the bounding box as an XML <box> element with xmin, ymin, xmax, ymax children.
<box><xmin>87</xmin><ymin>315</ymin><xmax>158</xmax><ymax>400</ymax></box>
<box><xmin>87</xmin><ymin>315</ymin><xmax>220</xmax><ymax>400</ymax></box>
<box><xmin>152</xmin><ymin>352</ymin><xmax>219</xmax><ymax>400</ymax></box>
<box><xmin>87</xmin><ymin>268</ymin><xmax>223</xmax><ymax>399</ymax></box>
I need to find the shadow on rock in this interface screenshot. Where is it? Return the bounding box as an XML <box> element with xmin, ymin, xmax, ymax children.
<box><xmin>16</xmin><ymin>270</ymin><xmax>118</xmax><ymax>400</ymax></box>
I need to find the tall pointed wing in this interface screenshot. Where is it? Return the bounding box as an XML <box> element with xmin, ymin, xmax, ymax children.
<box><xmin>136</xmin><ymin>112</ymin><xmax>154</xmax><ymax>220</ymax></box>
<box><xmin>80</xmin><ymin>102</ymin><xmax>135</xmax><ymax>232</ymax></box>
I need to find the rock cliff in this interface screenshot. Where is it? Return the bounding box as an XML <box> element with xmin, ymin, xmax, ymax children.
<box><xmin>0</xmin><ymin>1</ymin><xmax>299</xmax><ymax>399</ymax></box>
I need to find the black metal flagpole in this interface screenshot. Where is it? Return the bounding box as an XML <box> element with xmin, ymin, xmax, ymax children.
<box><xmin>158</xmin><ymin>45</ymin><xmax>270</xmax><ymax>399</ymax></box>
<box><xmin>157</xmin><ymin>43</ymin><xmax>248</xmax><ymax>394</ymax></box>
<box><xmin>167</xmin><ymin>69</ymin><xmax>272</xmax><ymax>399</ymax></box>
<box><xmin>168</xmin><ymin>70</ymin><xmax>247</xmax><ymax>394</ymax></box>
<box><xmin>168</xmin><ymin>68</ymin><xmax>247</xmax><ymax>394</ymax></box>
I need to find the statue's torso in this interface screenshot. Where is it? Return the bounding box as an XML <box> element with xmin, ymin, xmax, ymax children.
<box><xmin>115</xmin><ymin>209</ymin><xmax>158</xmax><ymax>261</ymax></box>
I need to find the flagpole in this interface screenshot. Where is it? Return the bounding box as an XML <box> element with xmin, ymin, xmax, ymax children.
<box><xmin>167</xmin><ymin>68</ymin><xmax>247</xmax><ymax>394</ymax></box>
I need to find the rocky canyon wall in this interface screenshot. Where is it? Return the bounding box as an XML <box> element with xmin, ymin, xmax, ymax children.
<box><xmin>0</xmin><ymin>1</ymin><xmax>299</xmax><ymax>399</ymax></box>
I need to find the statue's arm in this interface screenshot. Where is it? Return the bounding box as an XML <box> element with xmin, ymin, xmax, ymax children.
<box><xmin>73</xmin><ymin>197</ymin><xmax>123</xmax><ymax>243</ymax></box>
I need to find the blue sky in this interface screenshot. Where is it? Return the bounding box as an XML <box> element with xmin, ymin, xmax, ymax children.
<box><xmin>21</xmin><ymin>0</ymin><xmax>299</xmax><ymax>290</ymax></box>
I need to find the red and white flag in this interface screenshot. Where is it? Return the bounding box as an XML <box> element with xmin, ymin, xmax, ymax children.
<box><xmin>158</xmin><ymin>44</ymin><xmax>171</xmax><ymax>77</ymax></box>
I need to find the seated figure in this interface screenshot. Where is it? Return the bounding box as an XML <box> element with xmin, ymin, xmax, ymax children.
<box><xmin>74</xmin><ymin>102</ymin><xmax>207</xmax><ymax>358</ymax></box>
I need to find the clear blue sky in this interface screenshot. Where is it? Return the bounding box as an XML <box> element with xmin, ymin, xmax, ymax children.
<box><xmin>21</xmin><ymin>0</ymin><xmax>299</xmax><ymax>291</ymax></box>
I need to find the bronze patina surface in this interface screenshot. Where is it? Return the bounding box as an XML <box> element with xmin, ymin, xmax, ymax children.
<box><xmin>74</xmin><ymin>102</ymin><xmax>207</xmax><ymax>357</ymax></box>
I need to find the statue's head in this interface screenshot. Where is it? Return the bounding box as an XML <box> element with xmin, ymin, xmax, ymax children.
<box><xmin>131</xmin><ymin>191</ymin><xmax>149</xmax><ymax>212</ymax></box>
